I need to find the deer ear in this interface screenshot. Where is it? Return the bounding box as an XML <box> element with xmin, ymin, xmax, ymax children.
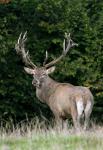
<box><xmin>46</xmin><ymin>66</ymin><xmax>55</xmax><ymax>74</ymax></box>
<box><xmin>24</xmin><ymin>67</ymin><xmax>35</xmax><ymax>75</ymax></box>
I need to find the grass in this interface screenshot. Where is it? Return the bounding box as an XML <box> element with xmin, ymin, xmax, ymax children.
<box><xmin>0</xmin><ymin>120</ymin><xmax>103</xmax><ymax>150</ymax></box>
<box><xmin>0</xmin><ymin>134</ymin><xmax>103</xmax><ymax>150</ymax></box>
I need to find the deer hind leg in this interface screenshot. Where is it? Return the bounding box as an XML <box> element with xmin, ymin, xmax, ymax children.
<box><xmin>84</xmin><ymin>101</ymin><xmax>93</xmax><ymax>130</ymax></box>
<box><xmin>76</xmin><ymin>100</ymin><xmax>84</xmax><ymax>129</ymax></box>
<box><xmin>71</xmin><ymin>105</ymin><xmax>79</xmax><ymax>130</ymax></box>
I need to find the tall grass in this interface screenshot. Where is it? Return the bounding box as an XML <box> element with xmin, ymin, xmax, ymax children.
<box><xmin>0</xmin><ymin>118</ymin><xmax>103</xmax><ymax>150</ymax></box>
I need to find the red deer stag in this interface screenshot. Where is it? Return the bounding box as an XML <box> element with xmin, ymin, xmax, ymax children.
<box><xmin>15</xmin><ymin>32</ymin><xmax>94</xmax><ymax>130</ymax></box>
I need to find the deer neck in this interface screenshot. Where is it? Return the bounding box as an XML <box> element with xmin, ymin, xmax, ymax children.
<box><xmin>36</xmin><ymin>76</ymin><xmax>58</xmax><ymax>103</ymax></box>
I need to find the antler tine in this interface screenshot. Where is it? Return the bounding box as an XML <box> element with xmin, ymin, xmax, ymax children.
<box><xmin>44</xmin><ymin>32</ymin><xmax>78</xmax><ymax>68</ymax></box>
<box><xmin>63</xmin><ymin>39</ymin><xmax>66</xmax><ymax>54</ymax></box>
<box><xmin>22</xmin><ymin>31</ymin><xmax>27</xmax><ymax>42</ymax></box>
<box><xmin>63</xmin><ymin>32</ymin><xmax>78</xmax><ymax>55</ymax></box>
<box><xmin>17</xmin><ymin>32</ymin><xmax>22</xmax><ymax>44</ymax></box>
<box><xmin>43</xmin><ymin>51</ymin><xmax>48</xmax><ymax>66</ymax></box>
<box><xmin>64</xmin><ymin>33</ymin><xmax>72</xmax><ymax>54</ymax></box>
<box><xmin>15</xmin><ymin>32</ymin><xmax>37</xmax><ymax>68</ymax></box>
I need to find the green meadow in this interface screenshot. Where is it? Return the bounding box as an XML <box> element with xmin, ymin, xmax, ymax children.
<box><xmin>0</xmin><ymin>122</ymin><xmax>103</xmax><ymax>150</ymax></box>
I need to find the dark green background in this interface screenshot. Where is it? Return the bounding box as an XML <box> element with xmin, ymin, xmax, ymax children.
<box><xmin>0</xmin><ymin>0</ymin><xmax>103</xmax><ymax>124</ymax></box>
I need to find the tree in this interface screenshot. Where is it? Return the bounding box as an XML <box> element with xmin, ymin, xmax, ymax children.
<box><xmin>0</xmin><ymin>0</ymin><xmax>103</xmax><ymax>123</ymax></box>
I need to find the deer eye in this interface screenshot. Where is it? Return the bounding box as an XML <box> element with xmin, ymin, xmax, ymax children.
<box><xmin>41</xmin><ymin>74</ymin><xmax>45</xmax><ymax>78</ymax></box>
<box><xmin>40</xmin><ymin>73</ymin><xmax>46</xmax><ymax>78</ymax></box>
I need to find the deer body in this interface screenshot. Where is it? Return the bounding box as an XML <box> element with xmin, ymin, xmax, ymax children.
<box><xmin>34</xmin><ymin>76</ymin><xmax>94</xmax><ymax>129</ymax></box>
<box><xmin>15</xmin><ymin>32</ymin><xmax>94</xmax><ymax>129</ymax></box>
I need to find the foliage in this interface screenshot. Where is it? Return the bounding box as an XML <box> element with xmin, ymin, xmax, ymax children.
<box><xmin>0</xmin><ymin>0</ymin><xmax>103</xmax><ymax>122</ymax></box>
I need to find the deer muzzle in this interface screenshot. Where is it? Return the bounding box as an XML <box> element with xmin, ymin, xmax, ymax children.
<box><xmin>32</xmin><ymin>79</ymin><xmax>40</xmax><ymax>88</ymax></box>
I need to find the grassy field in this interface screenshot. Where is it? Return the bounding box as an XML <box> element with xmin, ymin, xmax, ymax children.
<box><xmin>0</xmin><ymin>121</ymin><xmax>103</xmax><ymax>150</ymax></box>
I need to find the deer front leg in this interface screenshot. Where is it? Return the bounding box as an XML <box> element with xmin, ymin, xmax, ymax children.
<box><xmin>53</xmin><ymin>110</ymin><xmax>66</xmax><ymax>130</ymax></box>
<box><xmin>54</xmin><ymin>115</ymin><xmax>64</xmax><ymax>130</ymax></box>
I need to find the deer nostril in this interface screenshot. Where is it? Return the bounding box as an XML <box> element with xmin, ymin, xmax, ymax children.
<box><xmin>32</xmin><ymin>80</ymin><xmax>36</xmax><ymax>85</ymax></box>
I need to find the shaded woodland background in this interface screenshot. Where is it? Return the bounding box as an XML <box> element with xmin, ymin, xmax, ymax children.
<box><xmin>0</xmin><ymin>0</ymin><xmax>103</xmax><ymax>124</ymax></box>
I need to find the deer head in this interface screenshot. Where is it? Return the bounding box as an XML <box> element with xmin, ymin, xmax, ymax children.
<box><xmin>15</xmin><ymin>32</ymin><xmax>77</xmax><ymax>88</ymax></box>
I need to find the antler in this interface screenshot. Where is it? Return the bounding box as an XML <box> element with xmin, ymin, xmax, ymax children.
<box><xmin>43</xmin><ymin>33</ymin><xmax>78</xmax><ymax>68</ymax></box>
<box><xmin>43</xmin><ymin>51</ymin><xmax>48</xmax><ymax>66</ymax></box>
<box><xmin>15</xmin><ymin>32</ymin><xmax>36</xmax><ymax>68</ymax></box>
